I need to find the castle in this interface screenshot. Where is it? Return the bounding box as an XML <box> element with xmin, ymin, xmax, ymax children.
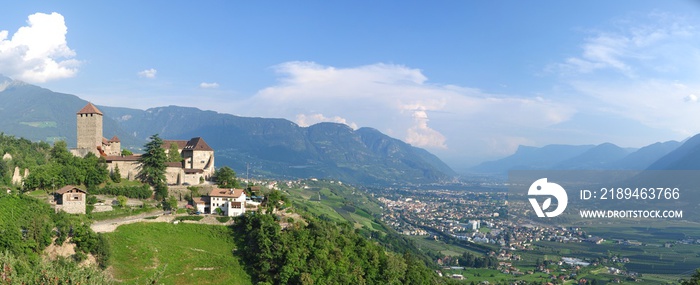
<box><xmin>71</xmin><ymin>103</ymin><xmax>215</xmax><ymax>185</ymax></box>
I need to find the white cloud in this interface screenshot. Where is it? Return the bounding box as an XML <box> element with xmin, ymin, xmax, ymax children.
<box><xmin>551</xmin><ymin>13</ymin><xmax>700</xmax><ymax>138</ymax></box>
<box><xmin>295</xmin><ymin>113</ymin><xmax>358</xmax><ymax>129</ymax></box>
<box><xmin>684</xmin><ymin>94</ymin><xmax>698</xmax><ymax>103</ymax></box>
<box><xmin>138</xmin><ymin>68</ymin><xmax>157</xmax><ymax>78</ymax></box>
<box><xmin>0</xmin><ymin>12</ymin><xmax>79</xmax><ymax>82</ymax></box>
<box><xmin>551</xmin><ymin>13</ymin><xmax>695</xmax><ymax>78</ymax></box>
<box><xmin>404</xmin><ymin>106</ymin><xmax>447</xmax><ymax>149</ymax></box>
<box><xmin>240</xmin><ymin>61</ymin><xmax>575</xmax><ymax>157</ymax></box>
<box><xmin>199</xmin><ymin>82</ymin><xmax>219</xmax><ymax>89</ymax></box>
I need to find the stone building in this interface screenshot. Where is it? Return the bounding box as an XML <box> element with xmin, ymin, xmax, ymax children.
<box><xmin>71</xmin><ymin>103</ymin><xmax>122</xmax><ymax>157</ymax></box>
<box><xmin>71</xmin><ymin>103</ymin><xmax>216</xmax><ymax>185</ymax></box>
<box><xmin>54</xmin><ymin>185</ymin><xmax>87</xmax><ymax>214</ymax></box>
<box><xmin>162</xmin><ymin>138</ymin><xmax>216</xmax><ymax>185</ymax></box>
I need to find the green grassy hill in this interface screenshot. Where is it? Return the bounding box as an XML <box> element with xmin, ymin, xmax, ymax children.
<box><xmin>106</xmin><ymin>223</ymin><xmax>252</xmax><ymax>285</ymax></box>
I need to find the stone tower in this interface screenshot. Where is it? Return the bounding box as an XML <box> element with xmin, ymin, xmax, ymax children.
<box><xmin>76</xmin><ymin>103</ymin><xmax>103</xmax><ymax>151</ymax></box>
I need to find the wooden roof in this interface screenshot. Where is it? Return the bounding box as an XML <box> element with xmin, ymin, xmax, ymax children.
<box><xmin>56</xmin><ymin>185</ymin><xmax>87</xmax><ymax>195</ymax></box>
<box><xmin>163</xmin><ymin>137</ymin><xmax>213</xmax><ymax>152</ymax></box>
<box><xmin>184</xmin><ymin>137</ymin><xmax>213</xmax><ymax>151</ymax></box>
<box><xmin>163</xmin><ymin>140</ymin><xmax>188</xmax><ymax>149</ymax></box>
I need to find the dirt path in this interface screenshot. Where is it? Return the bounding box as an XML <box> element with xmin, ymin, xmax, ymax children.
<box><xmin>91</xmin><ymin>210</ymin><xmax>167</xmax><ymax>233</ymax></box>
<box><xmin>91</xmin><ymin>211</ymin><xmax>234</xmax><ymax>233</ymax></box>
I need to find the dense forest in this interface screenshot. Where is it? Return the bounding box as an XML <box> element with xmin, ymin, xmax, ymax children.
<box><xmin>233</xmin><ymin>212</ymin><xmax>444</xmax><ymax>285</ymax></box>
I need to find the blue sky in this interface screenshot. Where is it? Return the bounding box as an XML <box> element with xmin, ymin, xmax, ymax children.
<box><xmin>1</xmin><ymin>1</ymin><xmax>700</xmax><ymax>170</ymax></box>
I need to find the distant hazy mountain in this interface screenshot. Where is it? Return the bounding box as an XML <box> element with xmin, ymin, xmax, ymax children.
<box><xmin>554</xmin><ymin>143</ymin><xmax>636</xmax><ymax>170</ymax></box>
<box><xmin>472</xmin><ymin>140</ymin><xmax>682</xmax><ymax>174</ymax></box>
<box><xmin>613</xmin><ymin>141</ymin><xmax>681</xmax><ymax>169</ymax></box>
<box><xmin>0</xmin><ymin>78</ymin><xmax>454</xmax><ymax>184</ymax></box>
<box><xmin>471</xmin><ymin>144</ymin><xmax>595</xmax><ymax>173</ymax></box>
<box><xmin>647</xmin><ymin>134</ymin><xmax>700</xmax><ymax>170</ymax></box>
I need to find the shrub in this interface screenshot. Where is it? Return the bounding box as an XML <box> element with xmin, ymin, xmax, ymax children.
<box><xmin>175</xmin><ymin>216</ymin><xmax>204</xmax><ymax>222</ymax></box>
<box><xmin>216</xmin><ymin>216</ymin><xmax>231</xmax><ymax>223</ymax></box>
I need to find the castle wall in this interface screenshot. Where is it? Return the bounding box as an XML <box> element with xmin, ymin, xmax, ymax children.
<box><xmin>190</xmin><ymin>150</ymin><xmax>214</xmax><ymax>170</ymax></box>
<box><xmin>182</xmin><ymin>173</ymin><xmax>204</xmax><ymax>185</ymax></box>
<box><xmin>165</xmin><ymin>167</ymin><xmax>184</xmax><ymax>185</ymax></box>
<box><xmin>107</xmin><ymin>160</ymin><xmax>141</xmax><ymax>180</ymax></box>
<box><xmin>104</xmin><ymin>141</ymin><xmax>121</xmax><ymax>156</ymax></box>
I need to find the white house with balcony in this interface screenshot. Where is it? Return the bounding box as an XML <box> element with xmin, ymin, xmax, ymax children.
<box><xmin>209</xmin><ymin>188</ymin><xmax>246</xmax><ymax>216</ymax></box>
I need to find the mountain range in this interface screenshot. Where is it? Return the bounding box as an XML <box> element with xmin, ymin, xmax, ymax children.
<box><xmin>0</xmin><ymin>76</ymin><xmax>455</xmax><ymax>185</ymax></box>
<box><xmin>471</xmin><ymin>138</ymin><xmax>689</xmax><ymax>174</ymax></box>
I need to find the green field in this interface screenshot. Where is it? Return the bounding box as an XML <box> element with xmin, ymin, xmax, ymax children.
<box><xmin>106</xmin><ymin>223</ymin><xmax>251</xmax><ymax>285</ymax></box>
<box><xmin>406</xmin><ymin>235</ymin><xmax>484</xmax><ymax>257</ymax></box>
<box><xmin>20</xmin><ymin>121</ymin><xmax>57</xmax><ymax>128</ymax></box>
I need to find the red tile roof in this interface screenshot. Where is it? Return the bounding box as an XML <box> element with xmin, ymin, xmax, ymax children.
<box><xmin>209</xmin><ymin>188</ymin><xmax>245</xmax><ymax>198</ymax></box>
<box><xmin>192</xmin><ymin>196</ymin><xmax>208</xmax><ymax>205</ymax></box>
<box><xmin>165</xmin><ymin>161</ymin><xmax>184</xmax><ymax>168</ymax></box>
<box><xmin>163</xmin><ymin>140</ymin><xmax>188</xmax><ymax>149</ymax></box>
<box><xmin>109</xmin><ymin>136</ymin><xmax>120</xmax><ymax>142</ymax></box>
<box><xmin>163</xmin><ymin>137</ymin><xmax>213</xmax><ymax>151</ymax></box>
<box><xmin>77</xmin><ymin>102</ymin><xmax>103</xmax><ymax>115</ymax></box>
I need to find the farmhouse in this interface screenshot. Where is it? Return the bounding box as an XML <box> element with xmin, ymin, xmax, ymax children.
<box><xmin>70</xmin><ymin>103</ymin><xmax>215</xmax><ymax>185</ymax></box>
<box><xmin>208</xmin><ymin>188</ymin><xmax>247</xmax><ymax>217</ymax></box>
<box><xmin>54</xmin><ymin>185</ymin><xmax>87</xmax><ymax>214</ymax></box>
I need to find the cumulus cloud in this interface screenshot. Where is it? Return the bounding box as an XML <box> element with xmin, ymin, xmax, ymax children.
<box><xmin>138</xmin><ymin>68</ymin><xmax>157</xmax><ymax>78</ymax></box>
<box><xmin>296</xmin><ymin>113</ymin><xmax>358</xmax><ymax>129</ymax></box>
<box><xmin>404</xmin><ymin>106</ymin><xmax>447</xmax><ymax>149</ymax></box>
<box><xmin>0</xmin><ymin>12</ymin><xmax>79</xmax><ymax>82</ymax></box>
<box><xmin>239</xmin><ymin>61</ymin><xmax>575</xmax><ymax>159</ymax></box>
<box><xmin>684</xmin><ymin>94</ymin><xmax>698</xmax><ymax>103</ymax></box>
<box><xmin>199</xmin><ymin>82</ymin><xmax>219</xmax><ymax>89</ymax></box>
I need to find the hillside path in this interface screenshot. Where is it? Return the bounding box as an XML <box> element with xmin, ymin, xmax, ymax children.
<box><xmin>91</xmin><ymin>211</ymin><xmax>166</xmax><ymax>233</ymax></box>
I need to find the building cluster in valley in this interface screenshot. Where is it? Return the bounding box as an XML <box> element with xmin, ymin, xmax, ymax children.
<box><xmin>51</xmin><ymin>103</ymin><xmax>253</xmax><ymax>217</ymax></box>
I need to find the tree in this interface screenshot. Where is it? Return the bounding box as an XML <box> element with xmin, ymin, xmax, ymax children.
<box><xmin>111</xmin><ymin>164</ymin><xmax>122</xmax><ymax>183</ymax></box>
<box><xmin>154</xmin><ymin>183</ymin><xmax>168</xmax><ymax>201</ymax></box>
<box><xmin>83</xmin><ymin>155</ymin><xmax>109</xmax><ymax>191</ymax></box>
<box><xmin>50</xmin><ymin>141</ymin><xmax>73</xmax><ymax>165</ymax></box>
<box><xmin>163</xmin><ymin>195</ymin><xmax>178</xmax><ymax>211</ymax></box>
<box><xmin>116</xmin><ymin>195</ymin><xmax>127</xmax><ymax>208</ymax></box>
<box><xmin>166</xmin><ymin>143</ymin><xmax>182</xmax><ymax>162</ymax></box>
<box><xmin>682</xmin><ymin>269</ymin><xmax>700</xmax><ymax>285</ymax></box>
<box><xmin>121</xmin><ymin>149</ymin><xmax>133</xmax><ymax>156</ymax></box>
<box><xmin>215</xmin><ymin>166</ymin><xmax>239</xmax><ymax>188</ymax></box>
<box><xmin>136</xmin><ymin>134</ymin><xmax>167</xmax><ymax>187</ymax></box>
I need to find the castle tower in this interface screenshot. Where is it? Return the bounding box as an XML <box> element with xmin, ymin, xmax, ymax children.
<box><xmin>76</xmin><ymin>103</ymin><xmax>103</xmax><ymax>151</ymax></box>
